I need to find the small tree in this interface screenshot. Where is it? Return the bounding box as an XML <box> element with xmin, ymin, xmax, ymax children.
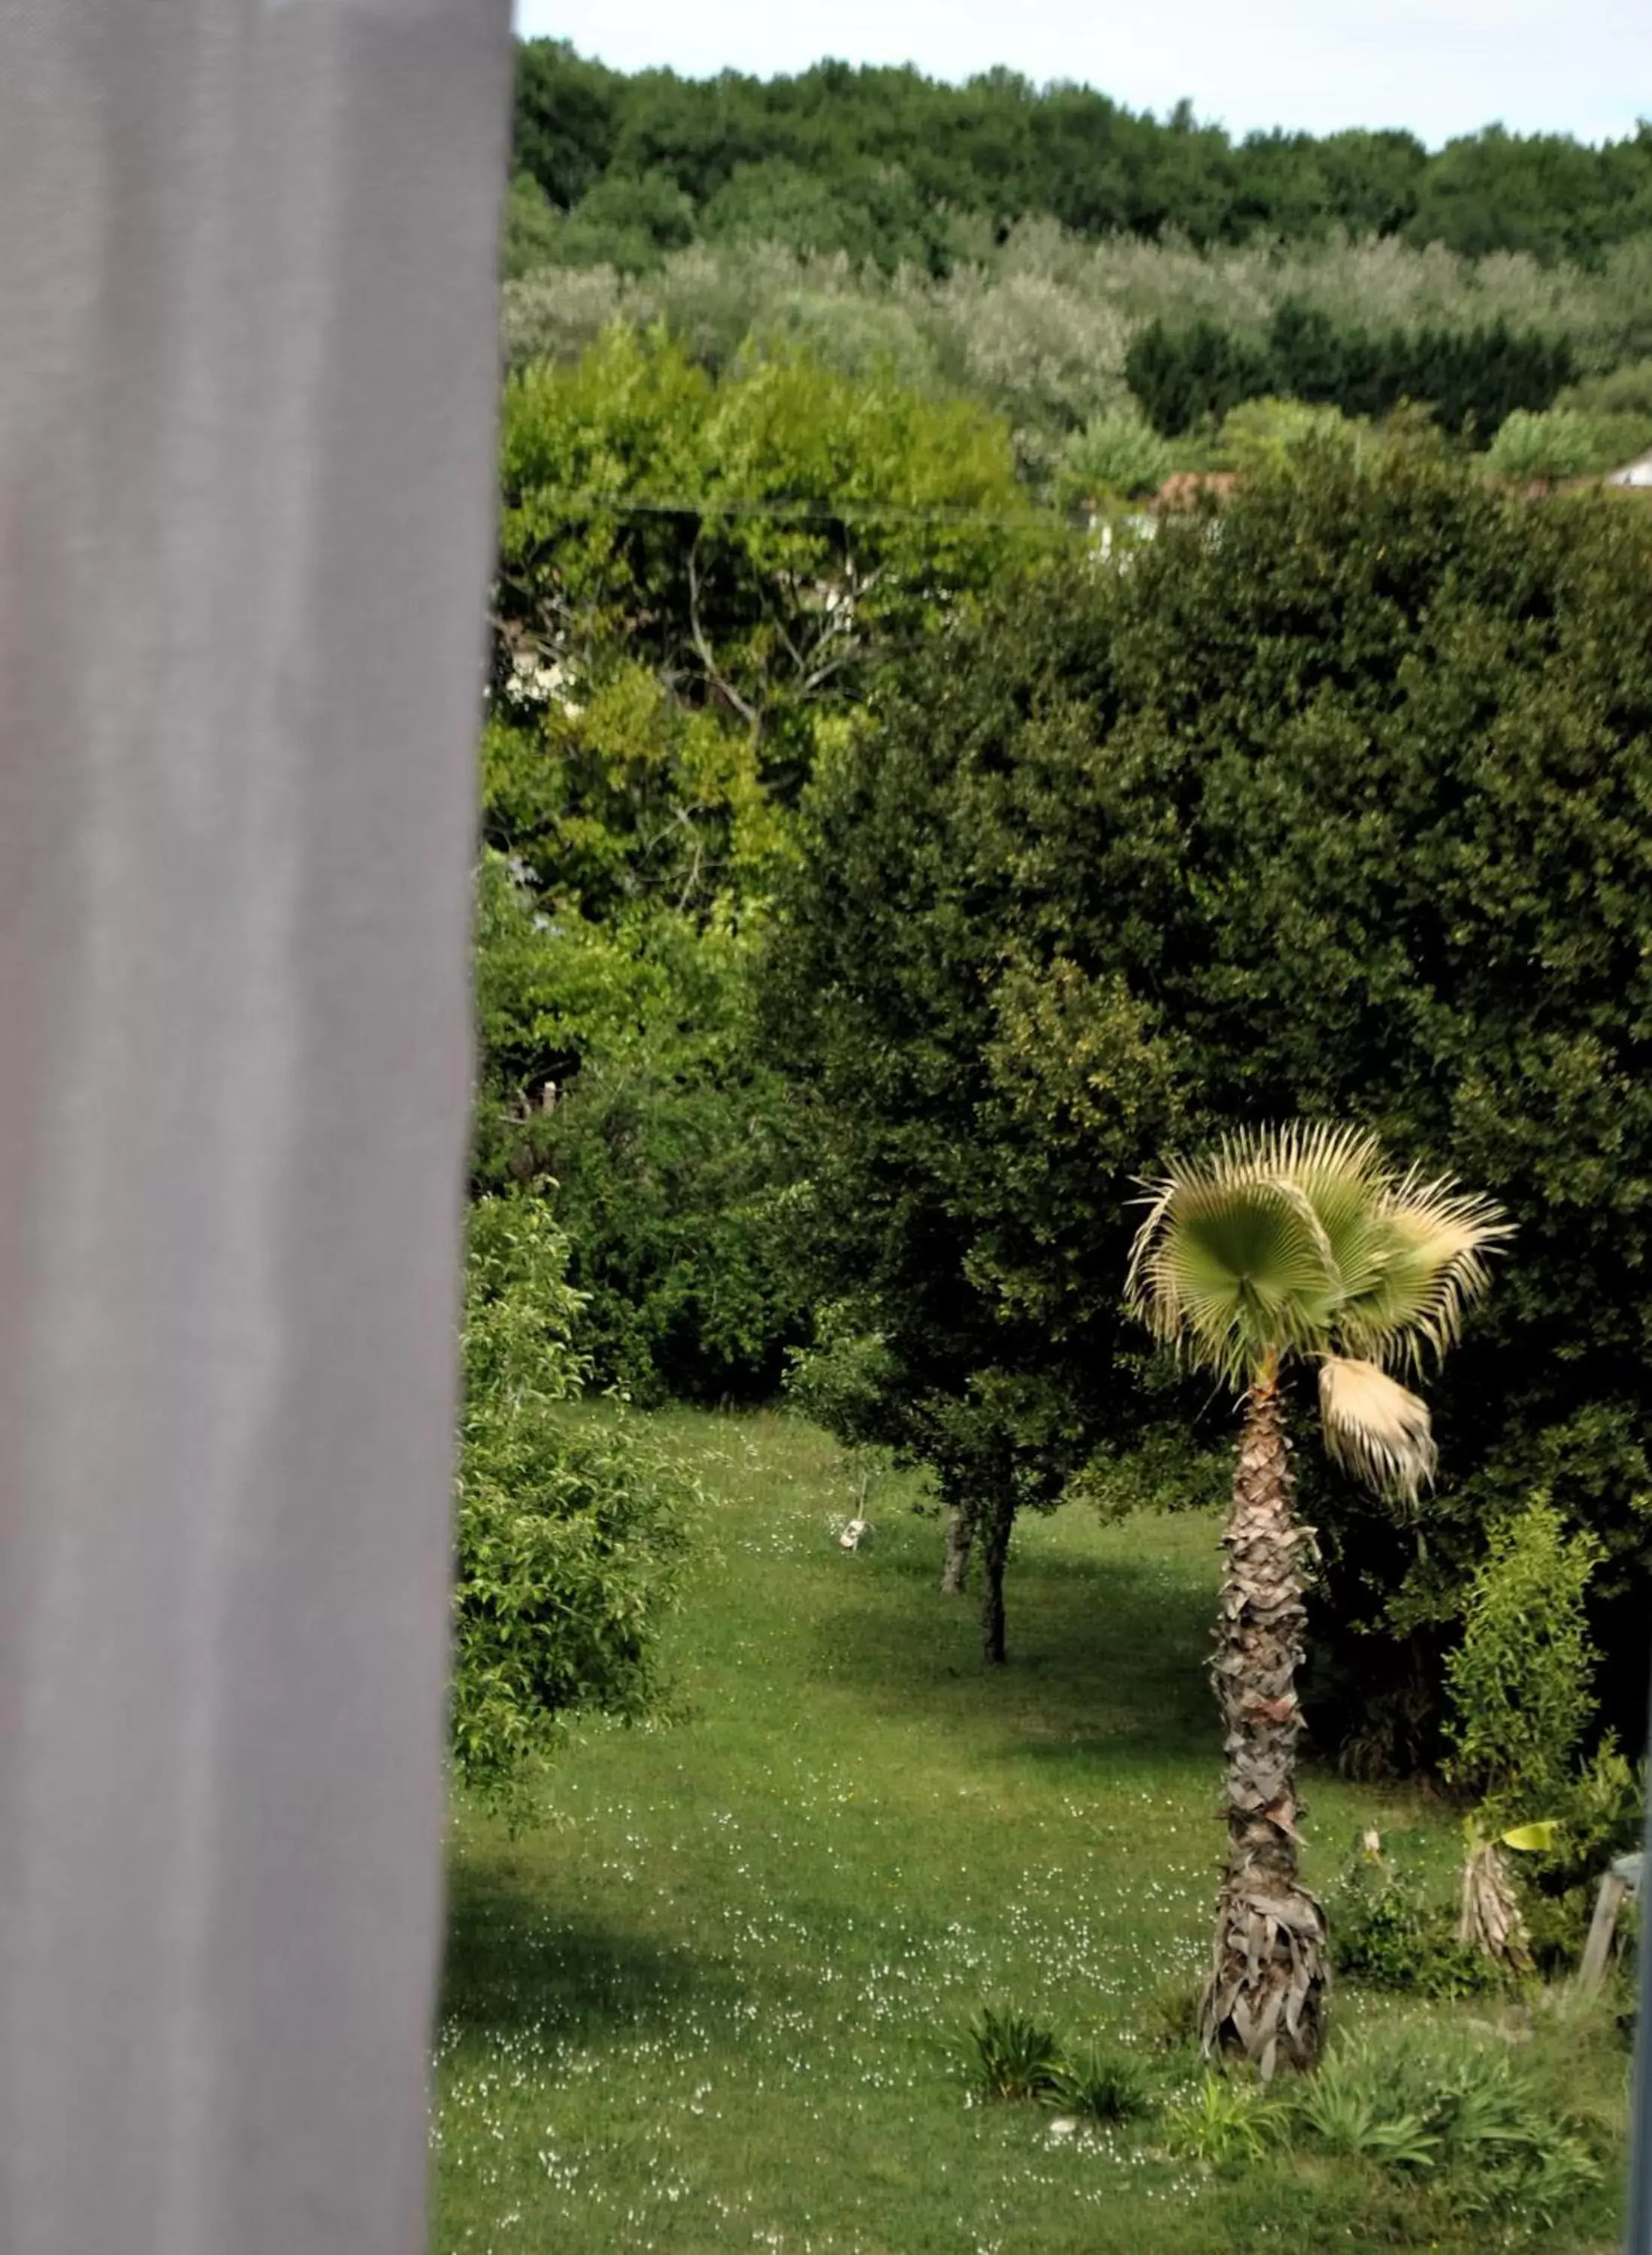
<box><xmin>1127</xmin><ymin>1124</ymin><xmax>1507</xmax><ymax>2072</ymax></box>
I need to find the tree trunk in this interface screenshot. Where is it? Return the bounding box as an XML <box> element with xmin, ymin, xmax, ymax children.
<box><xmin>1200</xmin><ymin>1364</ymin><xmax>1328</xmax><ymax>2076</ymax></box>
<box><xmin>979</xmin><ymin>1489</ymin><xmax>1015</xmax><ymax>1666</ymax></box>
<box><xmin>940</xmin><ymin>1504</ymin><xmax>972</xmax><ymax>1594</ymax></box>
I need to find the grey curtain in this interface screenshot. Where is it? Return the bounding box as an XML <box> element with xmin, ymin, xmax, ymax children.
<box><xmin>0</xmin><ymin>5</ymin><xmax>512</xmax><ymax>2251</ymax></box>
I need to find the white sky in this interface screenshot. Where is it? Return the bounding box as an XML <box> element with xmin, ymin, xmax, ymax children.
<box><xmin>513</xmin><ymin>0</ymin><xmax>1651</xmax><ymax>150</ymax></box>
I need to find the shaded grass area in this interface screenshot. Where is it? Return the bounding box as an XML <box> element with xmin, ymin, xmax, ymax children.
<box><xmin>434</xmin><ymin>1410</ymin><xmax>1626</xmax><ymax>2253</ymax></box>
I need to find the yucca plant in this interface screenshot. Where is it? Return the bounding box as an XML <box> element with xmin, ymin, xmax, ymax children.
<box><xmin>1127</xmin><ymin>1124</ymin><xmax>1508</xmax><ymax>2075</ymax></box>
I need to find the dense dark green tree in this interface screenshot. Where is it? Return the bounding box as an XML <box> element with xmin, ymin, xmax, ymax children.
<box><xmin>1127</xmin><ymin>305</ymin><xmax>1574</xmax><ymax>436</ymax></box>
<box><xmin>513</xmin><ymin>38</ymin><xmax>621</xmax><ymax>210</ymax></box>
<box><xmin>771</xmin><ymin>434</ymin><xmax>1652</xmax><ymax>1757</ymax></box>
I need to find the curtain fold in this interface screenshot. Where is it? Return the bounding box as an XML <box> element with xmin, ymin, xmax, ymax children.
<box><xmin>0</xmin><ymin>6</ymin><xmax>512</xmax><ymax>2250</ymax></box>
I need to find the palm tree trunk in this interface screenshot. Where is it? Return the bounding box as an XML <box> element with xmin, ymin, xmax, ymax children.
<box><xmin>979</xmin><ymin>1488</ymin><xmax>1014</xmax><ymax>1665</ymax></box>
<box><xmin>1200</xmin><ymin>1361</ymin><xmax>1327</xmax><ymax>2076</ymax></box>
<box><xmin>939</xmin><ymin>1504</ymin><xmax>972</xmax><ymax>1594</ymax></box>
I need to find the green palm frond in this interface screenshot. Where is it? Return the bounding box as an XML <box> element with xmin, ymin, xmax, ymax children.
<box><xmin>1127</xmin><ymin>1122</ymin><xmax>1509</xmax><ymax>1403</ymax></box>
<box><xmin>1330</xmin><ymin>1170</ymin><xmax>1511</xmax><ymax>1372</ymax></box>
<box><xmin>1127</xmin><ymin>1139</ymin><xmax>1344</xmax><ymax>1386</ymax></box>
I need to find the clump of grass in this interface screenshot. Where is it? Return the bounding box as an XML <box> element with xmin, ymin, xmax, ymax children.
<box><xmin>1144</xmin><ymin>1970</ymin><xmax>1203</xmax><ymax>2049</ymax></box>
<box><xmin>1051</xmin><ymin>2040</ymin><xmax>1153</xmax><ymax>2123</ymax></box>
<box><xmin>1164</xmin><ymin>2070</ymin><xmax>1281</xmax><ymax>2169</ymax></box>
<box><xmin>1285</xmin><ymin>2030</ymin><xmax>1604</xmax><ymax>2231</ymax></box>
<box><xmin>950</xmin><ymin>2005</ymin><xmax>1064</xmax><ymax>2102</ymax></box>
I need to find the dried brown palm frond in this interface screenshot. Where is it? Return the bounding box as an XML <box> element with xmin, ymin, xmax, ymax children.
<box><xmin>1318</xmin><ymin>1355</ymin><xmax>1438</xmax><ymax>1506</ymax></box>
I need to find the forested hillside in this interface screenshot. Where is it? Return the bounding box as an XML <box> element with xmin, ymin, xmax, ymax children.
<box><xmin>511</xmin><ymin>41</ymin><xmax>1652</xmax><ymax>269</ymax></box>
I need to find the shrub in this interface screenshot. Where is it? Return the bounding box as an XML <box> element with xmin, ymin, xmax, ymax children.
<box><xmin>1218</xmin><ymin>394</ymin><xmax>1368</xmax><ymax>475</ymax></box>
<box><xmin>1443</xmin><ymin>1497</ymin><xmax>1602</xmax><ymax>1822</ymax></box>
<box><xmin>1285</xmin><ymin>2032</ymin><xmax>1604</xmax><ymax>2229</ymax></box>
<box><xmin>1561</xmin><ymin>355</ymin><xmax>1652</xmax><ymax>419</ymax></box>
<box><xmin>1327</xmin><ymin>1839</ymin><xmax>1502</xmax><ymax>1999</ymax></box>
<box><xmin>452</xmin><ymin>1194</ymin><xmax>694</xmax><ymax>1805</ymax></box>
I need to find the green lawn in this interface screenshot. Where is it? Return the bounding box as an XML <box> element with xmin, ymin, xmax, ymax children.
<box><xmin>434</xmin><ymin>1409</ymin><xmax>1627</xmax><ymax>2254</ymax></box>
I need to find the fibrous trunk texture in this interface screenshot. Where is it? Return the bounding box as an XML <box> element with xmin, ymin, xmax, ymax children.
<box><xmin>1200</xmin><ymin>1373</ymin><xmax>1328</xmax><ymax>2076</ymax></box>
<box><xmin>940</xmin><ymin>1505</ymin><xmax>973</xmax><ymax>1594</ymax></box>
<box><xmin>1458</xmin><ymin>1843</ymin><xmax>1533</xmax><ymax>1972</ymax></box>
<box><xmin>980</xmin><ymin>1491</ymin><xmax>1014</xmax><ymax>1665</ymax></box>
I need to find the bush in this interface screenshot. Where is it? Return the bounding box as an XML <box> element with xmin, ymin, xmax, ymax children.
<box><xmin>1327</xmin><ymin>1837</ymin><xmax>1503</xmax><ymax>1999</ymax></box>
<box><xmin>452</xmin><ymin>1194</ymin><xmax>694</xmax><ymax>1805</ymax></box>
<box><xmin>1443</xmin><ymin>1497</ymin><xmax>1602</xmax><ymax>1821</ymax></box>
<box><xmin>1284</xmin><ymin>2032</ymin><xmax>1603</xmax><ymax>2229</ymax></box>
<box><xmin>1218</xmin><ymin>394</ymin><xmax>1369</xmax><ymax>475</ymax></box>
<box><xmin>1561</xmin><ymin>355</ymin><xmax>1652</xmax><ymax>419</ymax></box>
<box><xmin>1165</xmin><ymin>2074</ymin><xmax>1281</xmax><ymax>2169</ymax></box>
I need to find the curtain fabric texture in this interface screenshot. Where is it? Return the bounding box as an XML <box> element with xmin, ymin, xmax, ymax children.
<box><xmin>0</xmin><ymin>5</ymin><xmax>511</xmax><ymax>2250</ymax></box>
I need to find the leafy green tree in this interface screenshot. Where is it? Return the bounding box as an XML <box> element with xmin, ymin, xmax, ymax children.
<box><xmin>1056</xmin><ymin>410</ymin><xmax>1173</xmax><ymax>504</ymax></box>
<box><xmin>452</xmin><ymin>1193</ymin><xmax>692</xmax><ymax>1806</ymax></box>
<box><xmin>501</xmin><ymin>171</ymin><xmax>567</xmax><ymax>281</ymax></box>
<box><xmin>512</xmin><ymin>38</ymin><xmax>622</xmax><ymax>210</ymax></box>
<box><xmin>495</xmin><ymin>326</ymin><xmax>1030</xmax><ymax>803</ymax></box>
<box><xmin>482</xmin><ymin>335</ymin><xmax>1041</xmax><ymax>1399</ymax></box>
<box><xmin>772</xmin><ymin>437</ymin><xmax>1652</xmax><ymax>1759</ymax></box>
<box><xmin>471</xmin><ymin>858</ymin><xmax>803</xmax><ymax>1402</ymax></box>
<box><xmin>1127</xmin><ymin>304</ymin><xmax>1573</xmax><ymax>437</ymax></box>
<box><xmin>1126</xmin><ymin>1124</ymin><xmax>1505</xmax><ymax>2072</ymax></box>
<box><xmin>558</xmin><ymin>170</ymin><xmax>698</xmax><ymax>275</ymax></box>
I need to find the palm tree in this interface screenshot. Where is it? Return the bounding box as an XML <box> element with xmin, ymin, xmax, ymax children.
<box><xmin>1126</xmin><ymin>1124</ymin><xmax>1508</xmax><ymax>2076</ymax></box>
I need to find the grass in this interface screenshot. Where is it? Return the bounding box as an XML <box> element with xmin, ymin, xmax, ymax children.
<box><xmin>434</xmin><ymin>1409</ymin><xmax>1628</xmax><ymax>2254</ymax></box>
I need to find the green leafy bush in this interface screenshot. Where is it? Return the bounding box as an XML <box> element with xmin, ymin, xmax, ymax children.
<box><xmin>1284</xmin><ymin>2033</ymin><xmax>1603</xmax><ymax>2229</ymax></box>
<box><xmin>452</xmin><ymin>1193</ymin><xmax>694</xmax><ymax>1805</ymax></box>
<box><xmin>1444</xmin><ymin>1497</ymin><xmax>1602</xmax><ymax>1821</ymax></box>
<box><xmin>1218</xmin><ymin>394</ymin><xmax>1368</xmax><ymax>475</ymax></box>
<box><xmin>1562</xmin><ymin>356</ymin><xmax>1652</xmax><ymax>419</ymax></box>
<box><xmin>1327</xmin><ymin>1841</ymin><xmax>1502</xmax><ymax>1999</ymax></box>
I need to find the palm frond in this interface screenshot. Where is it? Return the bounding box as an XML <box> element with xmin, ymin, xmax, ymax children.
<box><xmin>1318</xmin><ymin>1355</ymin><xmax>1438</xmax><ymax>1505</ymax></box>
<box><xmin>1127</xmin><ymin>1141</ymin><xmax>1342</xmax><ymax>1385</ymax></box>
<box><xmin>1128</xmin><ymin>1124</ymin><xmax>1509</xmax><ymax>1398</ymax></box>
<box><xmin>1337</xmin><ymin>1170</ymin><xmax>1511</xmax><ymax>1371</ymax></box>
